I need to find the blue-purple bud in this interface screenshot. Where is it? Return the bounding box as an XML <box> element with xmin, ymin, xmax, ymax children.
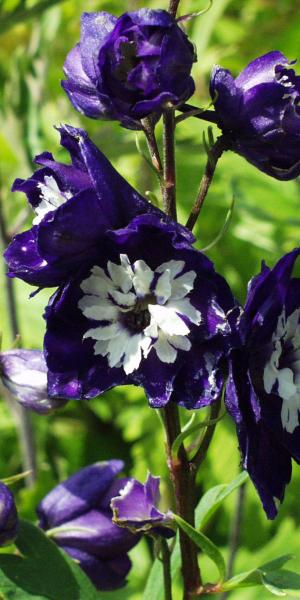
<box><xmin>37</xmin><ymin>461</ymin><xmax>140</xmax><ymax>591</ymax></box>
<box><xmin>0</xmin><ymin>350</ymin><xmax>67</xmax><ymax>414</ymax></box>
<box><xmin>62</xmin><ymin>9</ymin><xmax>196</xmax><ymax>129</ymax></box>
<box><xmin>0</xmin><ymin>483</ymin><xmax>18</xmax><ymax>546</ymax></box>
<box><xmin>111</xmin><ymin>474</ymin><xmax>175</xmax><ymax>538</ymax></box>
<box><xmin>210</xmin><ymin>52</ymin><xmax>300</xmax><ymax>180</ymax></box>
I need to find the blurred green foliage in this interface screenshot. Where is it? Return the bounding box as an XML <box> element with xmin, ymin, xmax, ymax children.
<box><xmin>1</xmin><ymin>0</ymin><xmax>300</xmax><ymax>598</ymax></box>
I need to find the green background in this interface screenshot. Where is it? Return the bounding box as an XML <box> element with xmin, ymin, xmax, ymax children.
<box><xmin>1</xmin><ymin>0</ymin><xmax>300</xmax><ymax>597</ymax></box>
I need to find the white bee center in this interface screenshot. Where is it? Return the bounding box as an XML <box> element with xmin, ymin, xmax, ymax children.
<box><xmin>78</xmin><ymin>255</ymin><xmax>201</xmax><ymax>375</ymax></box>
<box><xmin>263</xmin><ymin>308</ymin><xmax>300</xmax><ymax>433</ymax></box>
<box><xmin>33</xmin><ymin>175</ymin><xmax>72</xmax><ymax>224</ymax></box>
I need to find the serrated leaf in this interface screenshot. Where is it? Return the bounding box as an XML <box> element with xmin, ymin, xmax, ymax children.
<box><xmin>195</xmin><ymin>471</ymin><xmax>249</xmax><ymax>529</ymax></box>
<box><xmin>174</xmin><ymin>514</ymin><xmax>226</xmax><ymax>581</ymax></box>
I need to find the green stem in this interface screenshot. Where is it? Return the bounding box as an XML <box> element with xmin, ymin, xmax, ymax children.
<box><xmin>164</xmin><ymin>404</ymin><xmax>201</xmax><ymax>600</ymax></box>
<box><xmin>186</xmin><ymin>137</ymin><xmax>225</xmax><ymax>231</ymax></box>
<box><xmin>168</xmin><ymin>0</ymin><xmax>181</xmax><ymax>17</ymax></box>
<box><xmin>0</xmin><ymin>193</ymin><xmax>36</xmax><ymax>487</ymax></box>
<box><xmin>161</xmin><ymin>538</ymin><xmax>173</xmax><ymax>600</ymax></box>
<box><xmin>163</xmin><ymin>109</ymin><xmax>177</xmax><ymax>220</ymax></box>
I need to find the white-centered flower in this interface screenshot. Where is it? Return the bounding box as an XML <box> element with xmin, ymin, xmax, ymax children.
<box><xmin>33</xmin><ymin>175</ymin><xmax>72</xmax><ymax>225</ymax></box>
<box><xmin>78</xmin><ymin>255</ymin><xmax>201</xmax><ymax>375</ymax></box>
<box><xmin>263</xmin><ymin>307</ymin><xmax>300</xmax><ymax>433</ymax></box>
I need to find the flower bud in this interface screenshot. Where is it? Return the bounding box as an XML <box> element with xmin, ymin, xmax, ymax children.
<box><xmin>0</xmin><ymin>350</ymin><xmax>67</xmax><ymax>414</ymax></box>
<box><xmin>62</xmin><ymin>10</ymin><xmax>196</xmax><ymax>128</ymax></box>
<box><xmin>111</xmin><ymin>473</ymin><xmax>175</xmax><ymax>538</ymax></box>
<box><xmin>210</xmin><ymin>52</ymin><xmax>300</xmax><ymax>180</ymax></box>
<box><xmin>0</xmin><ymin>483</ymin><xmax>18</xmax><ymax>546</ymax></box>
<box><xmin>37</xmin><ymin>461</ymin><xmax>140</xmax><ymax>591</ymax></box>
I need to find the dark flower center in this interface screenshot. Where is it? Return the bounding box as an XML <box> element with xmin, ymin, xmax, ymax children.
<box><xmin>114</xmin><ymin>41</ymin><xmax>139</xmax><ymax>82</ymax></box>
<box><xmin>122</xmin><ymin>294</ymin><xmax>156</xmax><ymax>333</ymax></box>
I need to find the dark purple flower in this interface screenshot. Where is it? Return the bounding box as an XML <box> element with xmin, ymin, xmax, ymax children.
<box><xmin>37</xmin><ymin>460</ymin><xmax>139</xmax><ymax>591</ymax></box>
<box><xmin>0</xmin><ymin>483</ymin><xmax>18</xmax><ymax>546</ymax></box>
<box><xmin>111</xmin><ymin>473</ymin><xmax>175</xmax><ymax>538</ymax></box>
<box><xmin>0</xmin><ymin>350</ymin><xmax>67</xmax><ymax>414</ymax></box>
<box><xmin>4</xmin><ymin>124</ymin><xmax>174</xmax><ymax>288</ymax></box>
<box><xmin>210</xmin><ymin>52</ymin><xmax>300</xmax><ymax>180</ymax></box>
<box><xmin>62</xmin><ymin>10</ymin><xmax>196</xmax><ymax>128</ymax></box>
<box><xmin>44</xmin><ymin>214</ymin><xmax>235</xmax><ymax>406</ymax></box>
<box><xmin>226</xmin><ymin>248</ymin><xmax>300</xmax><ymax>518</ymax></box>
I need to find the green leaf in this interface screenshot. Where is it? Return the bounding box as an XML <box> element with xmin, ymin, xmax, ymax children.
<box><xmin>200</xmin><ymin>195</ymin><xmax>235</xmax><ymax>252</ymax></box>
<box><xmin>221</xmin><ymin>568</ymin><xmax>262</xmax><ymax>590</ymax></box>
<box><xmin>0</xmin><ymin>519</ymin><xmax>99</xmax><ymax>600</ymax></box>
<box><xmin>0</xmin><ymin>470</ymin><xmax>32</xmax><ymax>485</ymax></box>
<box><xmin>195</xmin><ymin>470</ymin><xmax>249</xmax><ymax>529</ymax></box>
<box><xmin>262</xmin><ymin>570</ymin><xmax>300</xmax><ymax>597</ymax></box>
<box><xmin>261</xmin><ymin>555</ymin><xmax>294</xmax><ymax>573</ymax></box>
<box><xmin>173</xmin><ymin>514</ymin><xmax>226</xmax><ymax>581</ymax></box>
<box><xmin>222</xmin><ymin>556</ymin><xmax>294</xmax><ymax>592</ymax></box>
<box><xmin>142</xmin><ymin>556</ymin><xmax>164</xmax><ymax>600</ymax></box>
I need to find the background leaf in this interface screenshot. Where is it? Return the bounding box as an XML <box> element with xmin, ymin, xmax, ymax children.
<box><xmin>0</xmin><ymin>520</ymin><xmax>99</xmax><ymax>600</ymax></box>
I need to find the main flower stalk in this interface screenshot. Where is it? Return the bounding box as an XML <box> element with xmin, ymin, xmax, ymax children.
<box><xmin>161</xmin><ymin>99</ymin><xmax>201</xmax><ymax>597</ymax></box>
<box><xmin>164</xmin><ymin>404</ymin><xmax>201</xmax><ymax>598</ymax></box>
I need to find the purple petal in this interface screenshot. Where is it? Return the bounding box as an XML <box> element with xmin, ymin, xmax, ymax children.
<box><xmin>37</xmin><ymin>461</ymin><xmax>124</xmax><ymax>528</ymax></box>
<box><xmin>52</xmin><ymin>509</ymin><xmax>138</xmax><ymax>558</ymax></box>
<box><xmin>0</xmin><ymin>483</ymin><xmax>18</xmax><ymax>546</ymax></box>
<box><xmin>235</xmin><ymin>51</ymin><xmax>288</xmax><ymax>90</ymax></box>
<box><xmin>80</xmin><ymin>12</ymin><xmax>117</xmax><ymax>83</ymax></box>
<box><xmin>61</xmin><ymin>546</ymin><xmax>131</xmax><ymax>591</ymax></box>
<box><xmin>0</xmin><ymin>350</ymin><xmax>67</xmax><ymax>414</ymax></box>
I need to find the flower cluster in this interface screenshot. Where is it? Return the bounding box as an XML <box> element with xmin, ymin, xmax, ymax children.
<box><xmin>5</xmin><ymin>122</ymin><xmax>235</xmax><ymax>407</ymax></box>
<box><xmin>3</xmin><ymin>7</ymin><xmax>300</xmax><ymax>593</ymax></box>
<box><xmin>226</xmin><ymin>249</ymin><xmax>300</xmax><ymax>518</ymax></box>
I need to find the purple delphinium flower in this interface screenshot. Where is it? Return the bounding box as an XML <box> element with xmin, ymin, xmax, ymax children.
<box><xmin>37</xmin><ymin>460</ymin><xmax>140</xmax><ymax>591</ymax></box>
<box><xmin>0</xmin><ymin>482</ymin><xmax>18</xmax><ymax>546</ymax></box>
<box><xmin>226</xmin><ymin>248</ymin><xmax>300</xmax><ymax>518</ymax></box>
<box><xmin>44</xmin><ymin>213</ymin><xmax>236</xmax><ymax>405</ymax></box>
<box><xmin>0</xmin><ymin>350</ymin><xmax>67</xmax><ymax>414</ymax></box>
<box><xmin>210</xmin><ymin>52</ymin><xmax>300</xmax><ymax>180</ymax></box>
<box><xmin>62</xmin><ymin>10</ymin><xmax>196</xmax><ymax>129</ymax></box>
<box><xmin>4</xmin><ymin>124</ymin><xmax>174</xmax><ymax>288</ymax></box>
<box><xmin>111</xmin><ymin>473</ymin><xmax>175</xmax><ymax>538</ymax></box>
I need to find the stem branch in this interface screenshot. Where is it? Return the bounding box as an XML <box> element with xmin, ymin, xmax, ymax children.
<box><xmin>191</xmin><ymin>398</ymin><xmax>221</xmax><ymax>469</ymax></box>
<box><xmin>186</xmin><ymin>137</ymin><xmax>225</xmax><ymax>231</ymax></box>
<box><xmin>142</xmin><ymin>118</ymin><xmax>163</xmax><ymax>177</ymax></box>
<box><xmin>177</xmin><ymin>104</ymin><xmax>219</xmax><ymax>125</ymax></box>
